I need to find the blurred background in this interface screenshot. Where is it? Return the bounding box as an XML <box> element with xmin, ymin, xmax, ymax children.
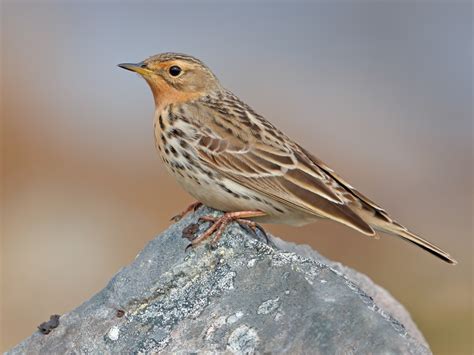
<box><xmin>1</xmin><ymin>1</ymin><xmax>472</xmax><ymax>353</ymax></box>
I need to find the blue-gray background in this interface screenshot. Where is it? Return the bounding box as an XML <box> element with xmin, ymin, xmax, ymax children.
<box><xmin>2</xmin><ymin>1</ymin><xmax>472</xmax><ymax>353</ymax></box>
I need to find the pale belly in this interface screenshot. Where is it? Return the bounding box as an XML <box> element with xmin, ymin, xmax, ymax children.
<box><xmin>169</xmin><ymin>166</ymin><xmax>318</xmax><ymax>226</ymax></box>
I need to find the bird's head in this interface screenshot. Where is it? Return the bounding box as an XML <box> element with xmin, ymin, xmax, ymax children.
<box><xmin>118</xmin><ymin>53</ymin><xmax>220</xmax><ymax>110</ymax></box>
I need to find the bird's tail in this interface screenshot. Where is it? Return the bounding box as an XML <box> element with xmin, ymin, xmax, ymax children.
<box><xmin>385</xmin><ymin>225</ymin><xmax>457</xmax><ymax>264</ymax></box>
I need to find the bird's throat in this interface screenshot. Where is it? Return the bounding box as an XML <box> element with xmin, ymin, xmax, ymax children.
<box><xmin>144</xmin><ymin>76</ymin><xmax>203</xmax><ymax>112</ymax></box>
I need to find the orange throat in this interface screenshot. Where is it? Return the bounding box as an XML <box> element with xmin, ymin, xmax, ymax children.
<box><xmin>144</xmin><ymin>76</ymin><xmax>203</xmax><ymax>112</ymax></box>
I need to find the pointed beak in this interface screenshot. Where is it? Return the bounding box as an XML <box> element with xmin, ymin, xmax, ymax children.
<box><xmin>117</xmin><ymin>62</ymin><xmax>152</xmax><ymax>76</ymax></box>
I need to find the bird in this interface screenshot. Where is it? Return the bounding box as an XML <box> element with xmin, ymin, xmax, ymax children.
<box><xmin>118</xmin><ymin>52</ymin><xmax>456</xmax><ymax>264</ymax></box>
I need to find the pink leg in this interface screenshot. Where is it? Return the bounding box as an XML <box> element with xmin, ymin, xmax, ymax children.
<box><xmin>171</xmin><ymin>202</ymin><xmax>203</xmax><ymax>222</ymax></box>
<box><xmin>189</xmin><ymin>210</ymin><xmax>266</xmax><ymax>248</ymax></box>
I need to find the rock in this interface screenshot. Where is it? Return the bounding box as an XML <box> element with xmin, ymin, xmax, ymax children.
<box><xmin>7</xmin><ymin>207</ymin><xmax>430</xmax><ymax>354</ymax></box>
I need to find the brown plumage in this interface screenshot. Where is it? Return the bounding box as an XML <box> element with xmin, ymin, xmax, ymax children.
<box><xmin>118</xmin><ymin>52</ymin><xmax>456</xmax><ymax>264</ymax></box>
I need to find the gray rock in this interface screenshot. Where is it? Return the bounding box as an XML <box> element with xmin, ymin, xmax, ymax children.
<box><xmin>7</xmin><ymin>207</ymin><xmax>430</xmax><ymax>354</ymax></box>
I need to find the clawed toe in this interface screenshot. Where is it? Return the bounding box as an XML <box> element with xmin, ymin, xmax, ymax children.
<box><xmin>171</xmin><ymin>202</ymin><xmax>203</xmax><ymax>222</ymax></box>
<box><xmin>188</xmin><ymin>210</ymin><xmax>266</xmax><ymax>249</ymax></box>
<box><xmin>236</xmin><ymin>219</ymin><xmax>270</xmax><ymax>245</ymax></box>
<box><xmin>198</xmin><ymin>216</ymin><xmax>218</xmax><ymax>223</ymax></box>
<box><xmin>254</xmin><ymin>223</ymin><xmax>270</xmax><ymax>244</ymax></box>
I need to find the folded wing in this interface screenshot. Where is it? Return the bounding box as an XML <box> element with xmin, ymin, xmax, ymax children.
<box><xmin>196</xmin><ymin>134</ymin><xmax>375</xmax><ymax>236</ymax></box>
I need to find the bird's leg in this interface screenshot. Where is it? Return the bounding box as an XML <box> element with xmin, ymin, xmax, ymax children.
<box><xmin>190</xmin><ymin>210</ymin><xmax>266</xmax><ymax>249</ymax></box>
<box><xmin>171</xmin><ymin>202</ymin><xmax>203</xmax><ymax>222</ymax></box>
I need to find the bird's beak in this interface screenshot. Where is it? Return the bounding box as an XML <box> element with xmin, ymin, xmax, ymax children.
<box><xmin>117</xmin><ymin>62</ymin><xmax>152</xmax><ymax>76</ymax></box>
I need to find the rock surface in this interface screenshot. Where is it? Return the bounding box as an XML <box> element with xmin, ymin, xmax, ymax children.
<box><xmin>8</xmin><ymin>207</ymin><xmax>430</xmax><ymax>354</ymax></box>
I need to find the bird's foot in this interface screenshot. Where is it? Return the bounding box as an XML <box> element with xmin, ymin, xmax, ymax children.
<box><xmin>171</xmin><ymin>202</ymin><xmax>203</xmax><ymax>222</ymax></box>
<box><xmin>236</xmin><ymin>219</ymin><xmax>271</xmax><ymax>245</ymax></box>
<box><xmin>186</xmin><ymin>210</ymin><xmax>266</xmax><ymax>250</ymax></box>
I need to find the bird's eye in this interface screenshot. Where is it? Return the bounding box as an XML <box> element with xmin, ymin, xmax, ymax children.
<box><xmin>169</xmin><ymin>66</ymin><xmax>182</xmax><ymax>77</ymax></box>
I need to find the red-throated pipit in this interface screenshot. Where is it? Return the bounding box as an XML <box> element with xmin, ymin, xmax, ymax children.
<box><xmin>119</xmin><ymin>53</ymin><xmax>456</xmax><ymax>264</ymax></box>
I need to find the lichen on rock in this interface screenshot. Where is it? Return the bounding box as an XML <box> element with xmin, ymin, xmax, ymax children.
<box><xmin>7</xmin><ymin>207</ymin><xmax>431</xmax><ymax>354</ymax></box>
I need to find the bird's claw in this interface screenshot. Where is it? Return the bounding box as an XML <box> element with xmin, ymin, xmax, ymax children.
<box><xmin>235</xmin><ymin>219</ymin><xmax>270</xmax><ymax>245</ymax></box>
<box><xmin>188</xmin><ymin>210</ymin><xmax>266</xmax><ymax>250</ymax></box>
<box><xmin>171</xmin><ymin>202</ymin><xmax>203</xmax><ymax>222</ymax></box>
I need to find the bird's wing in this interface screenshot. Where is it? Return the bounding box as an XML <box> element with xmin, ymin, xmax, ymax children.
<box><xmin>195</xmin><ymin>133</ymin><xmax>375</xmax><ymax>236</ymax></box>
<box><xmin>298</xmin><ymin>147</ymin><xmax>393</xmax><ymax>223</ymax></box>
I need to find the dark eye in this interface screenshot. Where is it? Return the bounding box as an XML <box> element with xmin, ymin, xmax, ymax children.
<box><xmin>169</xmin><ymin>66</ymin><xmax>182</xmax><ymax>77</ymax></box>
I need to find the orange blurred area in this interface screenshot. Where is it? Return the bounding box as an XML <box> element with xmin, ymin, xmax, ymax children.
<box><xmin>1</xmin><ymin>2</ymin><xmax>472</xmax><ymax>354</ymax></box>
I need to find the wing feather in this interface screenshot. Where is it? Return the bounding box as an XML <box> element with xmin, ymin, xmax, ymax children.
<box><xmin>299</xmin><ymin>147</ymin><xmax>393</xmax><ymax>223</ymax></box>
<box><xmin>195</xmin><ymin>133</ymin><xmax>375</xmax><ymax>235</ymax></box>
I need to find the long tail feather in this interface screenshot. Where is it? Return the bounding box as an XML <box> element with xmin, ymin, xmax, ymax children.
<box><xmin>395</xmin><ymin>229</ymin><xmax>457</xmax><ymax>264</ymax></box>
